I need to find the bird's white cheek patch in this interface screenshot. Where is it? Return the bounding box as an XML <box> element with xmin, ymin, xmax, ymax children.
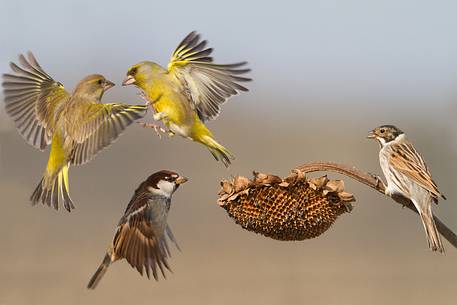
<box><xmin>151</xmin><ymin>180</ymin><xmax>175</xmax><ymax>197</ymax></box>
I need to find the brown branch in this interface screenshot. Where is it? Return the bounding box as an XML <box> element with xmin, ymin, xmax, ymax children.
<box><xmin>295</xmin><ymin>161</ymin><xmax>457</xmax><ymax>250</ymax></box>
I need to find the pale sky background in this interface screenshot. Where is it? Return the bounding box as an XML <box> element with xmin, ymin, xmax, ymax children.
<box><xmin>1</xmin><ymin>1</ymin><xmax>457</xmax><ymax>305</ymax></box>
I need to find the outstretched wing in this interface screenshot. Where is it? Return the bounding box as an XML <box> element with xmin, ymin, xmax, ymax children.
<box><xmin>389</xmin><ymin>141</ymin><xmax>445</xmax><ymax>201</ymax></box>
<box><xmin>168</xmin><ymin>31</ymin><xmax>251</xmax><ymax>121</ymax></box>
<box><xmin>112</xmin><ymin>193</ymin><xmax>177</xmax><ymax>280</ymax></box>
<box><xmin>2</xmin><ymin>52</ymin><xmax>70</xmax><ymax>150</ymax></box>
<box><xmin>69</xmin><ymin>103</ymin><xmax>147</xmax><ymax>165</ymax></box>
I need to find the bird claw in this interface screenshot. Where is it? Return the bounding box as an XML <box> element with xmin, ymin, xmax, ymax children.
<box><xmin>138</xmin><ymin>122</ymin><xmax>167</xmax><ymax>139</ymax></box>
<box><xmin>369</xmin><ymin>173</ymin><xmax>385</xmax><ymax>189</ymax></box>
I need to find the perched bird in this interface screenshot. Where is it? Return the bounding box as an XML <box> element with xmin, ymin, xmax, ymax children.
<box><xmin>368</xmin><ymin>125</ymin><xmax>446</xmax><ymax>252</ymax></box>
<box><xmin>87</xmin><ymin>170</ymin><xmax>187</xmax><ymax>289</ymax></box>
<box><xmin>122</xmin><ymin>31</ymin><xmax>251</xmax><ymax>167</ymax></box>
<box><xmin>2</xmin><ymin>52</ymin><xmax>148</xmax><ymax>211</ymax></box>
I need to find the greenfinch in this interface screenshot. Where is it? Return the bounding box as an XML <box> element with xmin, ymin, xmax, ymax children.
<box><xmin>122</xmin><ymin>31</ymin><xmax>251</xmax><ymax>167</ymax></box>
<box><xmin>3</xmin><ymin>52</ymin><xmax>148</xmax><ymax>211</ymax></box>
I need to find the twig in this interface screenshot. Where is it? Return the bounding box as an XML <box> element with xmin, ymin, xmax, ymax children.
<box><xmin>295</xmin><ymin>161</ymin><xmax>457</xmax><ymax>250</ymax></box>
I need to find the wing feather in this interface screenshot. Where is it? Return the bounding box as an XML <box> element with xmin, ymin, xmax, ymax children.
<box><xmin>69</xmin><ymin>103</ymin><xmax>147</xmax><ymax>166</ymax></box>
<box><xmin>112</xmin><ymin>193</ymin><xmax>176</xmax><ymax>280</ymax></box>
<box><xmin>168</xmin><ymin>31</ymin><xmax>251</xmax><ymax>121</ymax></box>
<box><xmin>2</xmin><ymin>52</ymin><xmax>69</xmax><ymax>150</ymax></box>
<box><xmin>389</xmin><ymin>141</ymin><xmax>445</xmax><ymax>201</ymax></box>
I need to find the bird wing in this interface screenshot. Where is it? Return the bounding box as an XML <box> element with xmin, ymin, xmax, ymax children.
<box><xmin>112</xmin><ymin>193</ymin><xmax>175</xmax><ymax>280</ymax></box>
<box><xmin>389</xmin><ymin>141</ymin><xmax>444</xmax><ymax>201</ymax></box>
<box><xmin>69</xmin><ymin>103</ymin><xmax>147</xmax><ymax>166</ymax></box>
<box><xmin>167</xmin><ymin>31</ymin><xmax>251</xmax><ymax>121</ymax></box>
<box><xmin>2</xmin><ymin>52</ymin><xmax>70</xmax><ymax>150</ymax></box>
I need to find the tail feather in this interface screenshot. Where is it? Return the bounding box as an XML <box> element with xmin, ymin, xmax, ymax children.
<box><xmin>419</xmin><ymin>209</ymin><xmax>444</xmax><ymax>253</ymax></box>
<box><xmin>87</xmin><ymin>253</ymin><xmax>112</xmax><ymax>289</ymax></box>
<box><xmin>201</xmin><ymin>135</ymin><xmax>234</xmax><ymax>167</ymax></box>
<box><xmin>30</xmin><ymin>165</ymin><xmax>74</xmax><ymax>212</ymax></box>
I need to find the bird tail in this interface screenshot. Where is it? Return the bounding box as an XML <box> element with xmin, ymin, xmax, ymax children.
<box><xmin>31</xmin><ymin>165</ymin><xmax>74</xmax><ymax>212</ymax></box>
<box><xmin>31</xmin><ymin>133</ymin><xmax>74</xmax><ymax>211</ymax></box>
<box><xmin>199</xmin><ymin>135</ymin><xmax>234</xmax><ymax>167</ymax></box>
<box><xmin>87</xmin><ymin>253</ymin><xmax>112</xmax><ymax>289</ymax></box>
<box><xmin>417</xmin><ymin>203</ymin><xmax>444</xmax><ymax>253</ymax></box>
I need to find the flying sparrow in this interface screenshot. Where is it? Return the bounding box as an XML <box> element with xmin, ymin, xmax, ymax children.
<box><xmin>87</xmin><ymin>170</ymin><xmax>188</xmax><ymax>289</ymax></box>
<box><xmin>368</xmin><ymin>125</ymin><xmax>446</xmax><ymax>252</ymax></box>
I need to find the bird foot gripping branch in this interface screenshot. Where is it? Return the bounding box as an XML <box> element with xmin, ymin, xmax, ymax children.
<box><xmin>217</xmin><ymin>169</ymin><xmax>355</xmax><ymax>241</ymax></box>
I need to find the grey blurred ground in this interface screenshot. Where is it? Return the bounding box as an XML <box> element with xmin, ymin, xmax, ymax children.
<box><xmin>1</xmin><ymin>1</ymin><xmax>457</xmax><ymax>304</ymax></box>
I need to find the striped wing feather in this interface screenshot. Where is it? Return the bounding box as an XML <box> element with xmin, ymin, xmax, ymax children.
<box><xmin>111</xmin><ymin>194</ymin><xmax>176</xmax><ymax>280</ymax></box>
<box><xmin>70</xmin><ymin>103</ymin><xmax>147</xmax><ymax>165</ymax></box>
<box><xmin>2</xmin><ymin>52</ymin><xmax>69</xmax><ymax>150</ymax></box>
<box><xmin>168</xmin><ymin>31</ymin><xmax>251</xmax><ymax>121</ymax></box>
<box><xmin>389</xmin><ymin>142</ymin><xmax>444</xmax><ymax>201</ymax></box>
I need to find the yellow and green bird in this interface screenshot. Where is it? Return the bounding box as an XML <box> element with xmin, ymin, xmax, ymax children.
<box><xmin>122</xmin><ymin>31</ymin><xmax>251</xmax><ymax>167</ymax></box>
<box><xmin>2</xmin><ymin>52</ymin><xmax>148</xmax><ymax>211</ymax></box>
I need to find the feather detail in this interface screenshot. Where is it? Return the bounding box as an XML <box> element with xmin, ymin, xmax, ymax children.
<box><xmin>168</xmin><ymin>31</ymin><xmax>251</xmax><ymax>121</ymax></box>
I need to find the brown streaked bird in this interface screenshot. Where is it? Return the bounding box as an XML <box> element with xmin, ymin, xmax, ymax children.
<box><xmin>2</xmin><ymin>52</ymin><xmax>148</xmax><ymax>211</ymax></box>
<box><xmin>368</xmin><ymin>125</ymin><xmax>446</xmax><ymax>252</ymax></box>
<box><xmin>87</xmin><ymin>170</ymin><xmax>188</xmax><ymax>289</ymax></box>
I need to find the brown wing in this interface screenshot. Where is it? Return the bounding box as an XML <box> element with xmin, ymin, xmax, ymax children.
<box><xmin>111</xmin><ymin>193</ymin><xmax>177</xmax><ymax>280</ymax></box>
<box><xmin>2</xmin><ymin>52</ymin><xmax>70</xmax><ymax>150</ymax></box>
<box><xmin>168</xmin><ymin>31</ymin><xmax>251</xmax><ymax>121</ymax></box>
<box><xmin>389</xmin><ymin>141</ymin><xmax>445</xmax><ymax>201</ymax></box>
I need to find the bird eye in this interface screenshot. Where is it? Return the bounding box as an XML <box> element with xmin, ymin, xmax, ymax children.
<box><xmin>97</xmin><ymin>79</ymin><xmax>103</xmax><ymax>85</ymax></box>
<box><xmin>129</xmin><ymin>67</ymin><xmax>137</xmax><ymax>75</ymax></box>
<box><xmin>380</xmin><ymin>129</ymin><xmax>385</xmax><ymax>133</ymax></box>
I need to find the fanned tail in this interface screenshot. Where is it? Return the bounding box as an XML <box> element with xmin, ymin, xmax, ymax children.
<box><xmin>30</xmin><ymin>165</ymin><xmax>74</xmax><ymax>212</ymax></box>
<box><xmin>87</xmin><ymin>253</ymin><xmax>112</xmax><ymax>289</ymax></box>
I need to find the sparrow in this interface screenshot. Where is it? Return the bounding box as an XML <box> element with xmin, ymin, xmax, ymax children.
<box><xmin>368</xmin><ymin>125</ymin><xmax>446</xmax><ymax>252</ymax></box>
<box><xmin>87</xmin><ymin>170</ymin><xmax>188</xmax><ymax>289</ymax></box>
<box><xmin>2</xmin><ymin>52</ymin><xmax>148</xmax><ymax>211</ymax></box>
<box><xmin>122</xmin><ymin>31</ymin><xmax>251</xmax><ymax>167</ymax></box>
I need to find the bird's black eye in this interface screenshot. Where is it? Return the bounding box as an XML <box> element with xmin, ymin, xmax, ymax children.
<box><xmin>97</xmin><ymin>79</ymin><xmax>103</xmax><ymax>85</ymax></box>
<box><xmin>380</xmin><ymin>129</ymin><xmax>385</xmax><ymax>134</ymax></box>
<box><xmin>129</xmin><ymin>67</ymin><xmax>137</xmax><ymax>75</ymax></box>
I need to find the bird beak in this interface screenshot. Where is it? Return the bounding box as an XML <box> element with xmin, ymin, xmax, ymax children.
<box><xmin>122</xmin><ymin>75</ymin><xmax>136</xmax><ymax>86</ymax></box>
<box><xmin>367</xmin><ymin>130</ymin><xmax>376</xmax><ymax>139</ymax></box>
<box><xmin>103</xmin><ymin>80</ymin><xmax>115</xmax><ymax>91</ymax></box>
<box><xmin>175</xmin><ymin>176</ymin><xmax>188</xmax><ymax>185</ymax></box>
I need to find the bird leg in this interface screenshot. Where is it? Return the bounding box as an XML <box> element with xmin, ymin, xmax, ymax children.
<box><xmin>369</xmin><ymin>173</ymin><xmax>386</xmax><ymax>190</ymax></box>
<box><xmin>153</xmin><ymin>112</ymin><xmax>168</xmax><ymax>121</ymax></box>
<box><xmin>137</xmin><ymin>122</ymin><xmax>167</xmax><ymax>139</ymax></box>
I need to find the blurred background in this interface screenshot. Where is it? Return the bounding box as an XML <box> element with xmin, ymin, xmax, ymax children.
<box><xmin>1</xmin><ymin>0</ymin><xmax>457</xmax><ymax>304</ymax></box>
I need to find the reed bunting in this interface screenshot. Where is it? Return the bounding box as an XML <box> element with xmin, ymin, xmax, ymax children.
<box><xmin>368</xmin><ymin>125</ymin><xmax>446</xmax><ymax>252</ymax></box>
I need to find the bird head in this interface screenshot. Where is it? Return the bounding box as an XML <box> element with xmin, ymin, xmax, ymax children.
<box><xmin>367</xmin><ymin>125</ymin><xmax>404</xmax><ymax>146</ymax></box>
<box><xmin>122</xmin><ymin>61</ymin><xmax>164</xmax><ymax>90</ymax></box>
<box><xmin>73</xmin><ymin>74</ymin><xmax>114</xmax><ymax>100</ymax></box>
<box><xmin>139</xmin><ymin>170</ymin><xmax>188</xmax><ymax>198</ymax></box>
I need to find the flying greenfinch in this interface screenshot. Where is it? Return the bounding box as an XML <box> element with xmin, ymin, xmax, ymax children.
<box><xmin>3</xmin><ymin>52</ymin><xmax>148</xmax><ymax>211</ymax></box>
<box><xmin>122</xmin><ymin>31</ymin><xmax>251</xmax><ymax>167</ymax></box>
